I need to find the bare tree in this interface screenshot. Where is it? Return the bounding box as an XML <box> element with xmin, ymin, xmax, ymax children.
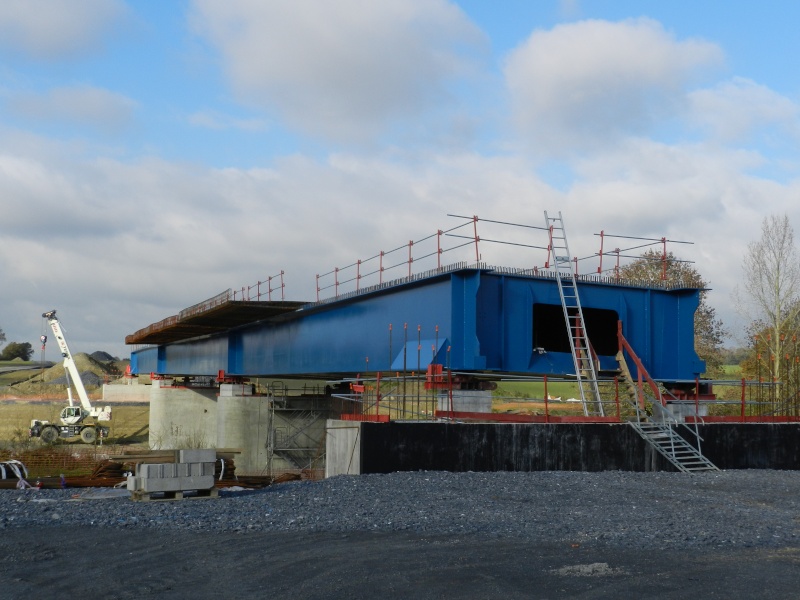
<box><xmin>736</xmin><ymin>214</ymin><xmax>800</xmax><ymax>378</ymax></box>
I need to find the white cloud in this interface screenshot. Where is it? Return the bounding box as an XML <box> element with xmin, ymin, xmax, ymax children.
<box><xmin>0</xmin><ymin>126</ymin><xmax>798</xmax><ymax>356</ymax></box>
<box><xmin>189</xmin><ymin>0</ymin><xmax>485</xmax><ymax>143</ymax></box>
<box><xmin>688</xmin><ymin>77</ymin><xmax>800</xmax><ymax>142</ymax></box>
<box><xmin>503</xmin><ymin>18</ymin><xmax>723</xmax><ymax>156</ymax></box>
<box><xmin>6</xmin><ymin>85</ymin><xmax>137</xmax><ymax>134</ymax></box>
<box><xmin>0</xmin><ymin>0</ymin><xmax>129</xmax><ymax>61</ymax></box>
<box><xmin>187</xmin><ymin>110</ymin><xmax>269</xmax><ymax>132</ymax></box>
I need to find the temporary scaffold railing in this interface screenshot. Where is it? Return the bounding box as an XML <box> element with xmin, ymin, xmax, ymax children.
<box><xmin>231</xmin><ymin>270</ymin><xmax>286</xmax><ymax>302</ymax></box>
<box><xmin>312</xmin><ymin>213</ymin><xmax>697</xmax><ymax>304</ymax></box>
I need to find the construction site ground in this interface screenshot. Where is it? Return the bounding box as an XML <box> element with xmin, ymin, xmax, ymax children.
<box><xmin>2</xmin><ymin>526</ymin><xmax>798</xmax><ymax>599</ymax></box>
<box><xmin>2</xmin><ymin>470</ymin><xmax>800</xmax><ymax>599</ymax></box>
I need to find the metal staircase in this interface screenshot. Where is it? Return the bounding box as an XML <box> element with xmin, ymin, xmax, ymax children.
<box><xmin>615</xmin><ymin>351</ymin><xmax>718</xmax><ymax>473</ymax></box>
<box><xmin>545</xmin><ymin>211</ymin><xmax>604</xmax><ymax>416</ymax></box>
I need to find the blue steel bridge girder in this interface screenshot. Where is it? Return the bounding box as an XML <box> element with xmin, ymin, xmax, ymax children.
<box><xmin>130</xmin><ymin>267</ymin><xmax>705</xmax><ymax>382</ymax></box>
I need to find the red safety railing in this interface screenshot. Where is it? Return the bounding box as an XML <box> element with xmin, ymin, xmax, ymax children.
<box><xmin>232</xmin><ymin>271</ymin><xmax>285</xmax><ymax>301</ymax></box>
<box><xmin>617</xmin><ymin>321</ymin><xmax>663</xmax><ymax>409</ymax></box>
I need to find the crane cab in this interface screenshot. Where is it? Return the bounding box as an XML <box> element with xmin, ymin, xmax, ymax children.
<box><xmin>60</xmin><ymin>405</ymin><xmax>86</xmax><ymax>425</ymax></box>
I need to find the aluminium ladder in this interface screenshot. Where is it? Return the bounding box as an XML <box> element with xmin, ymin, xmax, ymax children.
<box><xmin>544</xmin><ymin>211</ymin><xmax>604</xmax><ymax>416</ymax></box>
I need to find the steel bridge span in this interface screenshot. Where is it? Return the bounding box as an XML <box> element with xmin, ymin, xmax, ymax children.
<box><xmin>129</xmin><ymin>264</ymin><xmax>703</xmax><ymax>384</ymax></box>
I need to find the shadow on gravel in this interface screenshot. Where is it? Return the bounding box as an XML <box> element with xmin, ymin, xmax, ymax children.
<box><xmin>2</xmin><ymin>527</ymin><xmax>799</xmax><ymax>599</ymax></box>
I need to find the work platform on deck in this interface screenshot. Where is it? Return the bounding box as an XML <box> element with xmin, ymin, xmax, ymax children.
<box><xmin>126</xmin><ymin>295</ymin><xmax>306</xmax><ymax>345</ymax></box>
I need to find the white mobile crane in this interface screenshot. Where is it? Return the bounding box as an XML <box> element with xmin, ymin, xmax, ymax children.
<box><xmin>29</xmin><ymin>310</ymin><xmax>112</xmax><ymax>444</ymax></box>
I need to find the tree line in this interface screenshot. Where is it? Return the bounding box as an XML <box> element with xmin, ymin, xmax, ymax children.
<box><xmin>618</xmin><ymin>213</ymin><xmax>800</xmax><ymax>415</ymax></box>
<box><xmin>0</xmin><ymin>328</ymin><xmax>34</xmax><ymax>361</ymax></box>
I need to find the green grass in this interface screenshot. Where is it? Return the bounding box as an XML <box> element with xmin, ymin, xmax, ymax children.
<box><xmin>0</xmin><ymin>403</ymin><xmax>150</xmax><ymax>445</ymax></box>
<box><xmin>721</xmin><ymin>364</ymin><xmax>742</xmax><ymax>376</ymax></box>
<box><xmin>494</xmin><ymin>380</ymin><xmax>581</xmax><ymax>400</ymax></box>
<box><xmin>0</xmin><ymin>366</ymin><xmax>45</xmax><ymax>387</ymax></box>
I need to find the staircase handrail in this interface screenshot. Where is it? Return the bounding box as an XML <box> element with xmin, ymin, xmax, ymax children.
<box><xmin>617</xmin><ymin>321</ymin><xmax>664</xmax><ymax>407</ymax></box>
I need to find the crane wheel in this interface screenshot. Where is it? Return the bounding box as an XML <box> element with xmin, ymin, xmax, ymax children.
<box><xmin>40</xmin><ymin>426</ymin><xmax>59</xmax><ymax>444</ymax></box>
<box><xmin>80</xmin><ymin>427</ymin><xmax>98</xmax><ymax>444</ymax></box>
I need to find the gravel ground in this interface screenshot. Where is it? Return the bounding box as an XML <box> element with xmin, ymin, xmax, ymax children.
<box><xmin>2</xmin><ymin>470</ymin><xmax>800</xmax><ymax>598</ymax></box>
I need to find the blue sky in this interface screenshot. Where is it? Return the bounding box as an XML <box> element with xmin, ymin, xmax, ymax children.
<box><xmin>1</xmin><ymin>0</ymin><xmax>799</xmax><ymax>357</ymax></box>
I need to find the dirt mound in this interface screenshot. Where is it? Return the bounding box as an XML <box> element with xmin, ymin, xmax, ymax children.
<box><xmin>48</xmin><ymin>371</ymin><xmax>106</xmax><ymax>387</ymax></box>
<box><xmin>10</xmin><ymin>353</ymin><xmax>116</xmax><ymax>396</ymax></box>
<box><xmin>90</xmin><ymin>351</ymin><xmax>118</xmax><ymax>362</ymax></box>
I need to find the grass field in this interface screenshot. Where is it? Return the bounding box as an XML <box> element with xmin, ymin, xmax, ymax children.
<box><xmin>0</xmin><ymin>364</ymin><xmax>45</xmax><ymax>388</ymax></box>
<box><xmin>722</xmin><ymin>364</ymin><xmax>743</xmax><ymax>376</ymax></box>
<box><xmin>0</xmin><ymin>402</ymin><xmax>150</xmax><ymax>446</ymax></box>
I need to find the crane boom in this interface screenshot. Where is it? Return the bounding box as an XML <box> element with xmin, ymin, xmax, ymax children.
<box><xmin>42</xmin><ymin>310</ymin><xmax>94</xmax><ymax>413</ymax></box>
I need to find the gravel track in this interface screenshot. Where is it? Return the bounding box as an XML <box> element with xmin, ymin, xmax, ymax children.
<box><xmin>2</xmin><ymin>470</ymin><xmax>799</xmax><ymax>550</ymax></box>
<box><xmin>3</xmin><ymin>470</ymin><xmax>800</xmax><ymax>598</ymax></box>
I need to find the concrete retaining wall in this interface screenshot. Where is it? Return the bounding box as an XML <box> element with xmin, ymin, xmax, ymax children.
<box><xmin>696</xmin><ymin>423</ymin><xmax>800</xmax><ymax>469</ymax></box>
<box><xmin>323</xmin><ymin>422</ymin><xmax>800</xmax><ymax>475</ymax></box>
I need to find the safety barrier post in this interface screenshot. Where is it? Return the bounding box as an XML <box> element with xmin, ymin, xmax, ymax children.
<box><xmin>597</xmin><ymin>230</ymin><xmax>604</xmax><ymax>273</ymax></box>
<box><xmin>695</xmin><ymin>376</ymin><xmax>700</xmax><ymax>417</ymax></box>
<box><xmin>741</xmin><ymin>378</ymin><xmax>746</xmax><ymax>420</ymax></box>
<box><xmin>543</xmin><ymin>375</ymin><xmax>549</xmax><ymax>423</ymax></box>
<box><xmin>472</xmin><ymin>215</ymin><xmax>480</xmax><ymax>262</ymax></box>
<box><xmin>376</xmin><ymin>371</ymin><xmax>382</xmax><ymax>419</ymax></box>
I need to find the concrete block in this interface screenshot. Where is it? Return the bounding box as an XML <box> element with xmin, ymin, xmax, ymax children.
<box><xmin>162</xmin><ymin>463</ymin><xmax>177</xmax><ymax>478</ymax></box>
<box><xmin>126</xmin><ymin>476</ymin><xmax>139</xmax><ymax>491</ymax></box>
<box><xmin>176</xmin><ymin>463</ymin><xmax>190</xmax><ymax>477</ymax></box>
<box><xmin>139</xmin><ymin>464</ymin><xmax>163</xmax><ymax>478</ymax></box>
<box><xmin>188</xmin><ymin>462</ymin><xmax>216</xmax><ymax>477</ymax></box>
<box><xmin>179</xmin><ymin>449</ymin><xmax>216</xmax><ymax>463</ymax></box>
<box><xmin>141</xmin><ymin>477</ymin><xmax>184</xmax><ymax>493</ymax></box>
<box><xmin>178</xmin><ymin>475</ymin><xmax>215</xmax><ymax>490</ymax></box>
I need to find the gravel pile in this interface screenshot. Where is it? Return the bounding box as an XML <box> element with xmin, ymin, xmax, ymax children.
<box><xmin>2</xmin><ymin>470</ymin><xmax>799</xmax><ymax>550</ymax></box>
